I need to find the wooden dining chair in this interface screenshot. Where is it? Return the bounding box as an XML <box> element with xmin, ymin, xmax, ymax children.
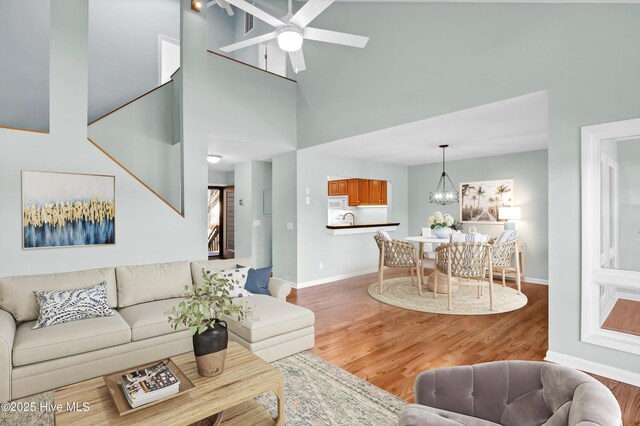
<box><xmin>434</xmin><ymin>242</ymin><xmax>494</xmax><ymax>311</ymax></box>
<box><xmin>491</xmin><ymin>239</ymin><xmax>521</xmax><ymax>294</ymax></box>
<box><xmin>374</xmin><ymin>235</ymin><xmax>423</xmax><ymax>295</ymax></box>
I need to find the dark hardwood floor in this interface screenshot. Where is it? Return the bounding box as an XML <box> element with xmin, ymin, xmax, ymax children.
<box><xmin>288</xmin><ymin>269</ymin><xmax>640</xmax><ymax>425</ymax></box>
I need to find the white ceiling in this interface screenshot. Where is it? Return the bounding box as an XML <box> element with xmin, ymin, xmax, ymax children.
<box><xmin>208</xmin><ymin>137</ymin><xmax>293</xmax><ymax>172</ymax></box>
<box><xmin>305</xmin><ymin>90</ymin><xmax>548</xmax><ymax>166</ymax></box>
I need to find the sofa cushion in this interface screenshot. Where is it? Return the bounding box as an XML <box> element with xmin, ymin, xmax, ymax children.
<box><xmin>190</xmin><ymin>257</ymin><xmax>254</xmax><ymax>286</ymax></box>
<box><xmin>399</xmin><ymin>404</ymin><xmax>500</xmax><ymax>426</ymax></box>
<box><xmin>119</xmin><ymin>298</ymin><xmax>188</xmax><ymax>341</ymax></box>
<box><xmin>224</xmin><ymin>294</ymin><xmax>315</xmax><ymax>343</ymax></box>
<box><xmin>12</xmin><ymin>312</ymin><xmax>131</xmax><ymax>366</ymax></box>
<box><xmin>116</xmin><ymin>261</ymin><xmax>192</xmax><ymax>308</ymax></box>
<box><xmin>0</xmin><ymin>268</ymin><xmax>117</xmax><ymax>322</ymax></box>
<box><xmin>33</xmin><ymin>281</ymin><xmax>115</xmax><ymax>329</ymax></box>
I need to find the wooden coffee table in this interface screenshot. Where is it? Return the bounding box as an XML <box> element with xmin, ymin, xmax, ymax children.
<box><xmin>53</xmin><ymin>342</ymin><xmax>284</xmax><ymax>425</ymax></box>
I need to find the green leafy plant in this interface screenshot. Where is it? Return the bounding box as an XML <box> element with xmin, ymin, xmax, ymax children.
<box><xmin>168</xmin><ymin>273</ymin><xmax>253</xmax><ymax>335</ymax></box>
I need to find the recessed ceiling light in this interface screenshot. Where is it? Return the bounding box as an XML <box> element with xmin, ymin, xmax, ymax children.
<box><xmin>207</xmin><ymin>155</ymin><xmax>223</xmax><ymax>164</ymax></box>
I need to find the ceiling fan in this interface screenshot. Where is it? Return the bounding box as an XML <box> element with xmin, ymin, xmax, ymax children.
<box><xmin>209</xmin><ymin>0</ymin><xmax>369</xmax><ymax>73</ymax></box>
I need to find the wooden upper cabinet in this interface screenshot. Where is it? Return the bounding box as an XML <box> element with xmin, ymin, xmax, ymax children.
<box><xmin>328</xmin><ymin>180</ymin><xmax>339</xmax><ymax>196</ymax></box>
<box><xmin>339</xmin><ymin>178</ymin><xmax>387</xmax><ymax>205</ymax></box>
<box><xmin>338</xmin><ymin>180</ymin><xmax>348</xmax><ymax>195</ymax></box>
<box><xmin>328</xmin><ymin>180</ymin><xmax>348</xmax><ymax>196</ymax></box>
<box><xmin>380</xmin><ymin>180</ymin><xmax>388</xmax><ymax>205</ymax></box>
<box><xmin>358</xmin><ymin>179</ymin><xmax>370</xmax><ymax>205</ymax></box>
<box><xmin>369</xmin><ymin>180</ymin><xmax>382</xmax><ymax>205</ymax></box>
<box><xmin>368</xmin><ymin>180</ymin><xmax>388</xmax><ymax>205</ymax></box>
<box><xmin>347</xmin><ymin>179</ymin><xmax>360</xmax><ymax>205</ymax></box>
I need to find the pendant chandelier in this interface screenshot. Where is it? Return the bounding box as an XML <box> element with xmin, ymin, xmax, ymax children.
<box><xmin>429</xmin><ymin>144</ymin><xmax>459</xmax><ymax>205</ymax></box>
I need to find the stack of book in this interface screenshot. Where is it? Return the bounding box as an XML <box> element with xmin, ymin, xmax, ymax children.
<box><xmin>120</xmin><ymin>361</ymin><xmax>181</xmax><ymax>408</ymax></box>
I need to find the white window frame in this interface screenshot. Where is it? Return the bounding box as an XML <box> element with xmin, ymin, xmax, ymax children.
<box><xmin>581</xmin><ymin>117</ymin><xmax>640</xmax><ymax>355</ymax></box>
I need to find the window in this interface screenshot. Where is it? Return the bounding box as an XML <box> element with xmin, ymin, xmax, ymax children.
<box><xmin>244</xmin><ymin>10</ymin><xmax>254</xmax><ymax>35</ymax></box>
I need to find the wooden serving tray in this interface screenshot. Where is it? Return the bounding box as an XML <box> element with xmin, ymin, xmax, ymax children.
<box><xmin>103</xmin><ymin>358</ymin><xmax>196</xmax><ymax>416</ymax></box>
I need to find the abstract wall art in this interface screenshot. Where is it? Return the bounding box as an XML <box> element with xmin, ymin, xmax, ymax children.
<box><xmin>22</xmin><ymin>171</ymin><xmax>115</xmax><ymax>249</ymax></box>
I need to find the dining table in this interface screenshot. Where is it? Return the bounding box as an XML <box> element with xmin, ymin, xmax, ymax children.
<box><xmin>404</xmin><ymin>235</ymin><xmax>454</xmax><ymax>293</ymax></box>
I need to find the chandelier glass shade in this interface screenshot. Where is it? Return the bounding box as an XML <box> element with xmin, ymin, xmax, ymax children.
<box><xmin>429</xmin><ymin>145</ymin><xmax>459</xmax><ymax>205</ymax></box>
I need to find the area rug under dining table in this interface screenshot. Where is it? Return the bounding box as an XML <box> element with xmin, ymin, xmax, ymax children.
<box><xmin>0</xmin><ymin>351</ymin><xmax>407</xmax><ymax>426</ymax></box>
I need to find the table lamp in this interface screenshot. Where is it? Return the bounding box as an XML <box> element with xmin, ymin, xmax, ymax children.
<box><xmin>498</xmin><ymin>206</ymin><xmax>521</xmax><ymax>230</ymax></box>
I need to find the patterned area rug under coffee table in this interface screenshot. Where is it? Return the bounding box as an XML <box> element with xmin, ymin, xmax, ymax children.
<box><xmin>368</xmin><ymin>277</ymin><xmax>527</xmax><ymax>315</ymax></box>
<box><xmin>0</xmin><ymin>351</ymin><xmax>406</xmax><ymax>426</ymax></box>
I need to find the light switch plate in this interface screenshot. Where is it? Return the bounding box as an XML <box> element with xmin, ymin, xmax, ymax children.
<box><xmin>305</xmin><ymin>196</ymin><xmax>310</xmax><ymax>205</ymax></box>
<box><xmin>286</xmin><ymin>222</ymin><xmax>294</xmax><ymax>230</ymax></box>
<box><xmin>253</xmin><ymin>220</ymin><xmax>261</xmax><ymax>227</ymax></box>
<box><xmin>306</xmin><ymin>187</ymin><xmax>310</xmax><ymax>195</ymax></box>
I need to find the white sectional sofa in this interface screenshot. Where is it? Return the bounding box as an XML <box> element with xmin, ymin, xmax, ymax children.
<box><xmin>0</xmin><ymin>257</ymin><xmax>314</xmax><ymax>403</ymax></box>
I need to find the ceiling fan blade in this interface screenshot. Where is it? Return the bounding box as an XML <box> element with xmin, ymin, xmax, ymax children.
<box><xmin>289</xmin><ymin>0</ymin><xmax>335</xmax><ymax>29</ymax></box>
<box><xmin>289</xmin><ymin>50</ymin><xmax>306</xmax><ymax>73</ymax></box>
<box><xmin>304</xmin><ymin>27</ymin><xmax>369</xmax><ymax>48</ymax></box>
<box><xmin>220</xmin><ymin>31</ymin><xmax>277</xmax><ymax>52</ymax></box>
<box><xmin>224</xmin><ymin>0</ymin><xmax>285</xmax><ymax>27</ymax></box>
<box><xmin>223</xmin><ymin>3</ymin><xmax>234</xmax><ymax>16</ymax></box>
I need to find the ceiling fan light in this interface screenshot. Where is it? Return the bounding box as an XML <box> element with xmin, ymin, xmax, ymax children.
<box><xmin>277</xmin><ymin>27</ymin><xmax>303</xmax><ymax>52</ymax></box>
<box><xmin>207</xmin><ymin>155</ymin><xmax>223</xmax><ymax>164</ymax></box>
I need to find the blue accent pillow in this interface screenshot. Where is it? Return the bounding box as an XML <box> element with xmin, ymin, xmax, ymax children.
<box><xmin>237</xmin><ymin>264</ymin><xmax>272</xmax><ymax>296</ymax></box>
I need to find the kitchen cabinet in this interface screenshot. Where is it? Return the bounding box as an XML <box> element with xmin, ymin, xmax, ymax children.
<box><xmin>338</xmin><ymin>180</ymin><xmax>348</xmax><ymax>195</ymax></box>
<box><xmin>328</xmin><ymin>180</ymin><xmax>348</xmax><ymax>196</ymax></box>
<box><xmin>347</xmin><ymin>179</ymin><xmax>371</xmax><ymax>206</ymax></box>
<box><xmin>369</xmin><ymin>180</ymin><xmax>388</xmax><ymax>205</ymax></box>
<box><xmin>328</xmin><ymin>181</ymin><xmax>339</xmax><ymax>196</ymax></box>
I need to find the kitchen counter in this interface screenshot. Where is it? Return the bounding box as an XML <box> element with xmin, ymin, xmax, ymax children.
<box><xmin>326</xmin><ymin>222</ymin><xmax>400</xmax><ymax>235</ymax></box>
<box><xmin>326</xmin><ymin>222</ymin><xmax>400</xmax><ymax>230</ymax></box>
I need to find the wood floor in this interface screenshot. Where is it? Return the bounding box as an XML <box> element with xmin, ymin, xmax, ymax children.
<box><xmin>288</xmin><ymin>269</ymin><xmax>640</xmax><ymax>425</ymax></box>
<box><xmin>603</xmin><ymin>299</ymin><xmax>640</xmax><ymax>337</ymax></box>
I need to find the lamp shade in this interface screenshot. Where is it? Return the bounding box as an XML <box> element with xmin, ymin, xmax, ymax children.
<box><xmin>499</xmin><ymin>206</ymin><xmax>521</xmax><ymax>221</ymax></box>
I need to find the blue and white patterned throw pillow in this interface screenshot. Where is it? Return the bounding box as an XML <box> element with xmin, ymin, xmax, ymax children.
<box><xmin>203</xmin><ymin>267</ymin><xmax>252</xmax><ymax>298</ymax></box>
<box><xmin>33</xmin><ymin>281</ymin><xmax>115</xmax><ymax>329</ymax></box>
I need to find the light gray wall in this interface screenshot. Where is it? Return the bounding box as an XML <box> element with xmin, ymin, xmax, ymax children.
<box><xmin>294</xmin><ymin>3</ymin><xmax>640</xmax><ymax>373</ymax></box>
<box><xmin>0</xmin><ymin>0</ymin><xmax>50</xmax><ymax>132</ymax></box>
<box><xmin>0</xmin><ymin>0</ymin><xmax>206</xmax><ymax>277</ymax></box>
<box><xmin>208</xmin><ymin>170</ymin><xmax>234</xmax><ymax>186</ymax></box>
<box><xmin>234</xmin><ymin>161</ymin><xmax>252</xmax><ymax>259</ymax></box>
<box><xmin>295</xmin><ymin>149</ymin><xmax>409</xmax><ymax>284</ymax></box>
<box><xmin>409</xmin><ymin>150</ymin><xmax>548</xmax><ymax>280</ymax></box>
<box><xmin>251</xmin><ymin>161</ymin><xmax>273</xmax><ymax>268</ymax></box>
<box><xmin>88</xmin><ymin>81</ymin><xmax>182</xmax><ymax>211</ymax></box>
<box><xmin>206</xmin><ymin>4</ymin><xmax>236</xmax><ymax>56</ymax></box>
<box><xmin>617</xmin><ymin>138</ymin><xmax>640</xmax><ymax>272</ymax></box>
<box><xmin>272</xmin><ymin>151</ymin><xmax>297</xmax><ymax>282</ymax></box>
<box><xmin>88</xmin><ymin>0</ymin><xmax>180</xmax><ymax>123</ymax></box>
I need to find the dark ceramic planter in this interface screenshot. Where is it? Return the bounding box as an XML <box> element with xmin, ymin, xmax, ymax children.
<box><xmin>193</xmin><ymin>319</ymin><xmax>228</xmax><ymax>377</ymax></box>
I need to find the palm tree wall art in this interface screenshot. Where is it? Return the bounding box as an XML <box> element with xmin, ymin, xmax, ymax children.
<box><xmin>459</xmin><ymin>179</ymin><xmax>514</xmax><ymax>223</ymax></box>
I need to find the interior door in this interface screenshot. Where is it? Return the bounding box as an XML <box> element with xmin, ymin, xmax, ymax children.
<box><xmin>222</xmin><ymin>186</ymin><xmax>235</xmax><ymax>259</ymax></box>
<box><xmin>258</xmin><ymin>41</ymin><xmax>287</xmax><ymax>77</ymax></box>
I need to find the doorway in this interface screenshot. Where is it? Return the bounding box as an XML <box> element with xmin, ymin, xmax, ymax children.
<box><xmin>208</xmin><ymin>186</ymin><xmax>235</xmax><ymax>259</ymax></box>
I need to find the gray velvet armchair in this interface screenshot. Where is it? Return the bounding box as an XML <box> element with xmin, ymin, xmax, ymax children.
<box><xmin>399</xmin><ymin>361</ymin><xmax>621</xmax><ymax>426</ymax></box>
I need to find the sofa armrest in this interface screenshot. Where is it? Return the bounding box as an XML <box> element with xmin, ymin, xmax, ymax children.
<box><xmin>0</xmin><ymin>309</ymin><xmax>16</xmax><ymax>402</ymax></box>
<box><xmin>268</xmin><ymin>277</ymin><xmax>292</xmax><ymax>301</ymax></box>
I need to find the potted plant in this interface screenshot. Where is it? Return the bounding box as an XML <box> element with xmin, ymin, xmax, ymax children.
<box><xmin>168</xmin><ymin>273</ymin><xmax>252</xmax><ymax>377</ymax></box>
<box><xmin>427</xmin><ymin>211</ymin><xmax>455</xmax><ymax>239</ymax></box>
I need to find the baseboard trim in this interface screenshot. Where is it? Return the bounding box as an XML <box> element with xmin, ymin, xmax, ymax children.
<box><xmin>294</xmin><ymin>268</ymin><xmax>378</xmax><ymax>289</ymax></box>
<box><xmin>545</xmin><ymin>350</ymin><xmax>640</xmax><ymax>387</ymax></box>
<box><xmin>525</xmin><ymin>277</ymin><xmax>548</xmax><ymax>285</ymax></box>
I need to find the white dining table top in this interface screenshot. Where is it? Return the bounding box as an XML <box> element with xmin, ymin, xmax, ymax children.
<box><xmin>405</xmin><ymin>236</ymin><xmax>449</xmax><ymax>244</ymax></box>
